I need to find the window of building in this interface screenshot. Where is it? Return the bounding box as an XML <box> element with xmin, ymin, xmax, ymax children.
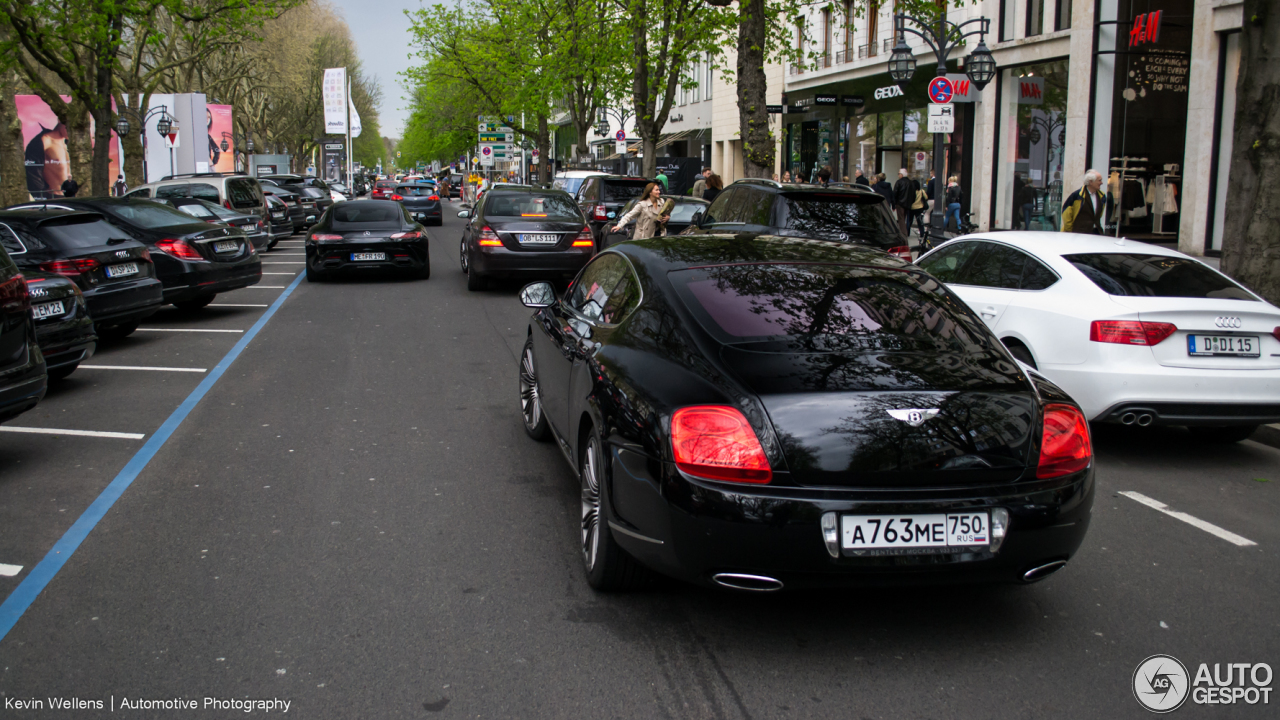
<box><xmin>867</xmin><ymin>2</ymin><xmax>879</xmax><ymax>57</ymax></box>
<box><xmin>992</xmin><ymin>59</ymin><xmax>1070</xmax><ymax>231</ymax></box>
<box><xmin>705</xmin><ymin>53</ymin><xmax>713</xmax><ymax>98</ymax></box>
<box><xmin>821</xmin><ymin>8</ymin><xmax>832</xmax><ymax>67</ymax></box>
<box><xmin>998</xmin><ymin>0</ymin><xmax>1011</xmax><ymax>42</ymax></box>
<box><xmin>1054</xmin><ymin>0</ymin><xmax>1072</xmax><ymax>31</ymax></box>
<box><xmin>691</xmin><ymin>62</ymin><xmax>699</xmax><ymax>103</ymax></box>
<box><xmin>1026</xmin><ymin>0</ymin><xmax>1045</xmax><ymax>37</ymax></box>
<box><xmin>795</xmin><ymin>19</ymin><xmax>805</xmax><ymax>73</ymax></box>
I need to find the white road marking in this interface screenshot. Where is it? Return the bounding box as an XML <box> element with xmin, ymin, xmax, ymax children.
<box><xmin>262</xmin><ymin>272</ymin><xmax>296</xmax><ymax>275</ymax></box>
<box><xmin>79</xmin><ymin>365</ymin><xmax>206</xmax><ymax>373</ymax></box>
<box><xmin>271</xmin><ymin>253</ymin><xmax>305</xmax><ymax>256</ymax></box>
<box><xmin>262</xmin><ymin>262</ymin><xmax>305</xmax><ymax>265</ymax></box>
<box><xmin>1119</xmin><ymin>491</ymin><xmax>1257</xmax><ymax>547</ymax></box>
<box><xmin>134</xmin><ymin>328</ymin><xmax>244</xmax><ymax>333</ymax></box>
<box><xmin>209</xmin><ymin>304</ymin><xmax>269</xmax><ymax>308</ymax></box>
<box><xmin>0</xmin><ymin>427</ymin><xmax>145</xmax><ymax>440</ymax></box>
<box><xmin>0</xmin><ymin>563</ymin><xmax>22</xmax><ymax>577</ymax></box>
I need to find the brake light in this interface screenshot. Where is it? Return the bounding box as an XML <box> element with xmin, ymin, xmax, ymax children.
<box><xmin>39</xmin><ymin>258</ymin><xmax>101</xmax><ymax>277</ymax></box>
<box><xmin>1090</xmin><ymin>320</ymin><xmax>1177</xmax><ymax>346</ymax></box>
<box><xmin>1036</xmin><ymin>404</ymin><xmax>1091</xmax><ymax>479</ymax></box>
<box><xmin>224</xmin><ymin>200</ymin><xmax>233</xmax><ymax>210</ymax></box>
<box><xmin>0</xmin><ymin>275</ymin><xmax>30</xmax><ymax>313</ymax></box>
<box><xmin>671</xmin><ymin>406</ymin><xmax>772</xmax><ymax>484</ymax></box>
<box><xmin>428</xmin><ymin>195</ymin><xmax>439</xmax><ymax>201</ymax></box>
<box><xmin>572</xmin><ymin>227</ymin><xmax>593</xmax><ymax>248</ymax></box>
<box><xmin>390</xmin><ymin>194</ymin><xmax>404</xmax><ymax>201</ymax></box>
<box><xmin>887</xmin><ymin>246</ymin><xmax>912</xmax><ymax>260</ymax></box>
<box><xmin>154</xmin><ymin>238</ymin><xmax>204</xmax><ymax>261</ymax></box>
<box><xmin>390</xmin><ymin>231</ymin><xmax>423</xmax><ymax>239</ymax></box>
<box><xmin>593</xmin><ymin>204</ymin><xmax>608</xmax><ymax>221</ymax></box>
<box><xmin>478</xmin><ymin>227</ymin><xmax>502</xmax><ymax>246</ymax></box>
<box><xmin>311</xmin><ymin>233</ymin><xmax>343</xmax><ymax>241</ymax></box>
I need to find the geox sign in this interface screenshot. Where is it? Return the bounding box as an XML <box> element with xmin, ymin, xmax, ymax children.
<box><xmin>874</xmin><ymin>85</ymin><xmax>904</xmax><ymax>100</ymax></box>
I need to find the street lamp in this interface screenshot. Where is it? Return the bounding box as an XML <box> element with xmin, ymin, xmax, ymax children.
<box><xmin>890</xmin><ymin>11</ymin><xmax>996</xmax><ymax>242</ymax></box>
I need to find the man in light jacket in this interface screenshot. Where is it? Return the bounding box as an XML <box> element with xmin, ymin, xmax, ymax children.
<box><xmin>691</xmin><ymin>168</ymin><xmax>710</xmax><ymax>198</ymax></box>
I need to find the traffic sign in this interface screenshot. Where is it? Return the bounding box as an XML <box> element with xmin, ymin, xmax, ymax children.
<box><xmin>615</xmin><ymin>130</ymin><xmax>625</xmax><ymax>142</ymax></box>
<box><xmin>928</xmin><ymin>77</ymin><xmax>954</xmax><ymax>104</ymax></box>
<box><xmin>481</xmin><ymin>146</ymin><xmax>492</xmax><ymax>157</ymax></box>
<box><xmin>396</xmin><ymin>151</ymin><xmax>401</xmax><ymax>157</ymax></box>
<box><xmin>164</xmin><ymin>129</ymin><xmax>180</xmax><ymax>149</ymax></box>
<box><xmin>927</xmin><ymin>104</ymin><xmax>955</xmax><ymax>133</ymax></box>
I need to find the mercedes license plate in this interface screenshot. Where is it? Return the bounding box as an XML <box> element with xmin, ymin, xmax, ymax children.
<box><xmin>31</xmin><ymin>300</ymin><xmax>65</xmax><ymax>320</ymax></box>
<box><xmin>1188</xmin><ymin>334</ymin><xmax>1259</xmax><ymax>357</ymax></box>
<box><xmin>518</xmin><ymin>233</ymin><xmax>559</xmax><ymax>245</ymax></box>
<box><xmin>841</xmin><ymin>512</ymin><xmax>989</xmax><ymax>554</ymax></box>
<box><xmin>272</xmin><ymin>212</ymin><xmax>284</xmax><ymax>219</ymax></box>
<box><xmin>105</xmin><ymin>262</ymin><xmax>139</xmax><ymax>278</ymax></box>
<box><xmin>351</xmin><ymin>252</ymin><xmax>386</xmax><ymax>261</ymax></box>
<box><xmin>214</xmin><ymin>241</ymin><xmax>239</xmax><ymax>253</ymax></box>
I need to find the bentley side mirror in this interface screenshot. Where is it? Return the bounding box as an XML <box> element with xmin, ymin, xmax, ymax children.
<box><xmin>457</xmin><ymin>210</ymin><xmax>471</xmax><ymax>218</ymax></box>
<box><xmin>520</xmin><ymin>281</ymin><xmax>557</xmax><ymax>308</ymax></box>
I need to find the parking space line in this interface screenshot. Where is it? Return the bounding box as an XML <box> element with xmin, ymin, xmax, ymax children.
<box><xmin>1119</xmin><ymin>491</ymin><xmax>1257</xmax><ymax>547</ymax></box>
<box><xmin>262</xmin><ymin>272</ymin><xmax>296</xmax><ymax>275</ymax></box>
<box><xmin>79</xmin><ymin>365</ymin><xmax>206</xmax><ymax>373</ymax></box>
<box><xmin>262</xmin><ymin>262</ymin><xmax>304</xmax><ymax>265</ymax></box>
<box><xmin>240</xmin><ymin>286</ymin><xmax>286</xmax><ymax>289</ymax></box>
<box><xmin>209</xmin><ymin>304</ymin><xmax>268</xmax><ymax>308</ymax></box>
<box><xmin>271</xmin><ymin>253</ymin><xmax>305</xmax><ymax>256</ymax></box>
<box><xmin>0</xmin><ymin>427</ymin><xmax>146</xmax><ymax>440</ymax></box>
<box><xmin>0</xmin><ymin>564</ymin><xmax>22</xmax><ymax>577</ymax></box>
<box><xmin>134</xmin><ymin>328</ymin><xmax>244</xmax><ymax>333</ymax></box>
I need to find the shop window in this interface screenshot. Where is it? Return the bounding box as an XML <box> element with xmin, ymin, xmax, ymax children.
<box><xmin>993</xmin><ymin>60</ymin><xmax>1070</xmax><ymax>231</ymax></box>
<box><xmin>851</xmin><ymin>115</ymin><xmax>877</xmax><ymax>180</ymax></box>
<box><xmin>1026</xmin><ymin>0</ymin><xmax>1044</xmax><ymax>37</ymax></box>
<box><xmin>1054</xmin><ymin>0</ymin><xmax>1072</xmax><ymax>31</ymax></box>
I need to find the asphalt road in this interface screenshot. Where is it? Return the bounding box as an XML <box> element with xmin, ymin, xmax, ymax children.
<box><xmin>1</xmin><ymin>205</ymin><xmax>1277</xmax><ymax>718</ymax></box>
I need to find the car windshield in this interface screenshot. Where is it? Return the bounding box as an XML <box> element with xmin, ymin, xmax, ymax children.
<box><xmin>603</xmin><ymin>181</ymin><xmax>648</xmax><ymax>202</ymax></box>
<box><xmin>37</xmin><ymin>216</ymin><xmax>131</xmax><ymax>249</ymax></box>
<box><xmin>774</xmin><ymin>193</ymin><xmax>901</xmax><ymax>243</ymax></box>
<box><xmin>484</xmin><ymin>193</ymin><xmax>581</xmax><ymax>220</ymax></box>
<box><xmin>331</xmin><ymin>203</ymin><xmax>403</xmax><ymax>226</ymax></box>
<box><xmin>670</xmin><ymin>263</ymin><xmax>995</xmax><ymax>354</ymax></box>
<box><xmin>556</xmin><ymin>178</ymin><xmax>586</xmax><ymax>195</ymax></box>
<box><xmin>1065</xmin><ymin>253</ymin><xmax>1255</xmax><ymax>300</ymax></box>
<box><xmin>101</xmin><ymin>202</ymin><xmax>205</xmax><ymax>229</ymax></box>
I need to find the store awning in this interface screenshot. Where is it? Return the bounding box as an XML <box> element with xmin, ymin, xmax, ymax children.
<box><xmin>655</xmin><ymin>129</ymin><xmax>694</xmax><ymax>149</ymax></box>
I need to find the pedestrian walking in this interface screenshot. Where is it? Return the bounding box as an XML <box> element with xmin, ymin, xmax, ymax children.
<box><xmin>872</xmin><ymin>173</ymin><xmax>894</xmax><ymax>206</ymax></box>
<box><xmin>910</xmin><ymin>178</ymin><xmax>928</xmax><ymax>238</ymax></box>
<box><xmin>60</xmin><ymin>177</ymin><xmax>79</xmax><ymax>197</ymax></box>
<box><xmin>702</xmin><ymin>173</ymin><xmax>723</xmax><ymax>203</ymax></box>
<box><xmin>781</xmin><ymin>171</ymin><xmax>792</xmax><ymax>182</ymax></box>
<box><xmin>691</xmin><ymin>167</ymin><xmax>711</xmax><ymax>198</ymax></box>
<box><xmin>112</xmin><ymin>174</ymin><xmax>127</xmax><ymax>197</ymax></box>
<box><xmin>945</xmin><ymin>176</ymin><xmax>963</xmax><ymax>232</ymax></box>
<box><xmin>1060</xmin><ymin>169</ymin><xmax>1109</xmax><ymax>235</ymax></box>
<box><xmin>771</xmin><ymin>173</ymin><xmax>780</xmax><ymax>182</ymax></box>
<box><xmin>892</xmin><ymin>169</ymin><xmax>913</xmax><ymax>236</ymax></box>
<box><xmin>610</xmin><ymin>182</ymin><xmax>670</xmax><ymax>240</ymax></box>
<box><xmin>655</xmin><ymin>169</ymin><xmax>669</xmax><ymax>192</ymax></box>
<box><xmin>1019</xmin><ymin>178</ymin><xmax>1037</xmax><ymax>230</ymax></box>
<box><xmin>854</xmin><ymin>168</ymin><xmax>870</xmax><ymax>186</ymax></box>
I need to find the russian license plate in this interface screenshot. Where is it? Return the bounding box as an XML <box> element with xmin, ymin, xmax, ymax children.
<box><xmin>1188</xmin><ymin>334</ymin><xmax>1259</xmax><ymax>357</ymax></box>
<box><xmin>105</xmin><ymin>262</ymin><xmax>138</xmax><ymax>278</ymax></box>
<box><xmin>841</xmin><ymin>512</ymin><xmax>990</xmax><ymax>554</ymax></box>
<box><xmin>31</xmin><ymin>300</ymin><xmax>65</xmax><ymax>320</ymax></box>
<box><xmin>518</xmin><ymin>233</ymin><xmax>558</xmax><ymax>244</ymax></box>
<box><xmin>214</xmin><ymin>241</ymin><xmax>239</xmax><ymax>253</ymax></box>
<box><xmin>351</xmin><ymin>252</ymin><xmax>386</xmax><ymax>261</ymax></box>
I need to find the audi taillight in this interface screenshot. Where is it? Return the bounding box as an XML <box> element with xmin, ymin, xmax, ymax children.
<box><xmin>671</xmin><ymin>406</ymin><xmax>772</xmax><ymax>484</ymax></box>
<box><xmin>310</xmin><ymin>233</ymin><xmax>343</xmax><ymax>241</ymax></box>
<box><xmin>478</xmin><ymin>227</ymin><xmax>502</xmax><ymax>246</ymax></box>
<box><xmin>39</xmin><ymin>258</ymin><xmax>101</xmax><ymax>277</ymax></box>
<box><xmin>593</xmin><ymin>204</ymin><xmax>607</xmax><ymax>221</ymax></box>
<box><xmin>1090</xmin><ymin>320</ymin><xmax>1176</xmax><ymax>346</ymax></box>
<box><xmin>1036</xmin><ymin>404</ymin><xmax>1092</xmax><ymax>479</ymax></box>
<box><xmin>887</xmin><ymin>246</ymin><xmax>912</xmax><ymax>260</ymax></box>
<box><xmin>155</xmin><ymin>238</ymin><xmax>204</xmax><ymax>261</ymax></box>
<box><xmin>0</xmin><ymin>274</ymin><xmax>30</xmax><ymax>313</ymax></box>
<box><xmin>390</xmin><ymin>231</ymin><xmax>423</xmax><ymax>239</ymax></box>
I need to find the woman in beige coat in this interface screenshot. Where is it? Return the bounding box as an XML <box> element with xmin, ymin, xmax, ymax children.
<box><xmin>611</xmin><ymin>183</ymin><xmax>670</xmax><ymax>239</ymax></box>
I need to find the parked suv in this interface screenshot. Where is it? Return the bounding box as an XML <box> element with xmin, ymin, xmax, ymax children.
<box><xmin>125</xmin><ymin>173</ymin><xmax>269</xmax><ymax>226</ymax></box>
<box><xmin>573</xmin><ymin>175</ymin><xmax>649</xmax><ymax>247</ymax></box>
<box><xmin>678</xmin><ymin>179</ymin><xmax>910</xmax><ymax>259</ymax></box>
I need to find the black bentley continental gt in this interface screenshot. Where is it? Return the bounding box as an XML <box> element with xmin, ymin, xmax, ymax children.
<box><xmin>517</xmin><ymin>234</ymin><xmax>1095</xmax><ymax>591</ymax></box>
<box><xmin>305</xmin><ymin>200</ymin><xmax>429</xmax><ymax>281</ymax></box>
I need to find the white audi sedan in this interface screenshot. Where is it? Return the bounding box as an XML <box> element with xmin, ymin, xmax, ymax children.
<box><xmin>917</xmin><ymin>232</ymin><xmax>1280</xmax><ymax>443</ymax></box>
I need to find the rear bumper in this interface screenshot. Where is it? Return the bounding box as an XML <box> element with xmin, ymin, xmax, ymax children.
<box><xmin>1043</xmin><ymin>362</ymin><xmax>1280</xmax><ymax>423</ymax></box>
<box><xmin>471</xmin><ymin>244</ymin><xmax>592</xmax><ymax>279</ymax></box>
<box><xmin>161</xmin><ymin>259</ymin><xmax>262</xmax><ymax>302</ymax></box>
<box><xmin>307</xmin><ymin>240</ymin><xmax>429</xmax><ymax>274</ymax></box>
<box><xmin>0</xmin><ymin>368</ymin><xmax>47</xmax><ymax>424</ymax></box>
<box><xmin>83</xmin><ymin>277</ymin><xmax>164</xmax><ymax>325</ymax></box>
<box><xmin>35</xmin><ymin>310</ymin><xmax>97</xmax><ymax>369</ymax></box>
<box><xmin>244</xmin><ymin>231</ymin><xmax>270</xmax><ymax>249</ymax></box>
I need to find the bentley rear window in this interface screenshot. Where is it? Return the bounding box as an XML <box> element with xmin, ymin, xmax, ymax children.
<box><xmin>1065</xmin><ymin>253</ymin><xmax>1254</xmax><ymax>300</ymax></box>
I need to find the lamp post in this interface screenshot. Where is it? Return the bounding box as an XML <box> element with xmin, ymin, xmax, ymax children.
<box><xmin>889</xmin><ymin>11</ymin><xmax>996</xmax><ymax>243</ymax></box>
<box><xmin>596</xmin><ymin>107</ymin><xmax>632</xmax><ymax>165</ymax></box>
<box><xmin>115</xmin><ymin>105</ymin><xmax>176</xmax><ymax>182</ymax></box>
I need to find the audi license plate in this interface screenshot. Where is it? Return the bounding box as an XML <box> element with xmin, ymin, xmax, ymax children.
<box><xmin>105</xmin><ymin>262</ymin><xmax>138</xmax><ymax>278</ymax></box>
<box><xmin>31</xmin><ymin>300</ymin><xmax>65</xmax><ymax>320</ymax></box>
<box><xmin>1188</xmin><ymin>334</ymin><xmax>1259</xmax><ymax>357</ymax></box>
<box><xmin>518</xmin><ymin>233</ymin><xmax>559</xmax><ymax>245</ymax></box>
<box><xmin>841</xmin><ymin>512</ymin><xmax>990</xmax><ymax>555</ymax></box>
<box><xmin>214</xmin><ymin>241</ymin><xmax>239</xmax><ymax>253</ymax></box>
<box><xmin>351</xmin><ymin>252</ymin><xmax>386</xmax><ymax>261</ymax></box>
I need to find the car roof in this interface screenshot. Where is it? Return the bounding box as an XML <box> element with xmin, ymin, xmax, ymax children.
<box><xmin>555</xmin><ymin>170</ymin><xmax>606</xmax><ymax>179</ymax></box>
<box><xmin>940</xmin><ymin>230</ymin><xmax>1190</xmax><ymax>260</ymax></box>
<box><xmin>0</xmin><ymin>209</ymin><xmax>104</xmax><ymax>225</ymax></box>
<box><xmin>730</xmin><ymin>178</ymin><xmax>882</xmax><ymax>197</ymax></box>
<box><xmin>613</xmin><ymin>233</ymin><xmax>912</xmax><ymax>274</ymax></box>
<box><xmin>485</xmin><ymin>186</ymin><xmax>569</xmax><ymax>196</ymax></box>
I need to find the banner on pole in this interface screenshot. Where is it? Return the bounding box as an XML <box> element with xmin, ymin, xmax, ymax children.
<box><xmin>348</xmin><ymin>87</ymin><xmax>362</xmax><ymax>138</ymax></box>
<box><xmin>323</xmin><ymin>68</ymin><xmax>347</xmax><ymax>134</ymax></box>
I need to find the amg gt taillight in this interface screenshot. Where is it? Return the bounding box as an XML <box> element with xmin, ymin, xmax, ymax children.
<box><xmin>390</xmin><ymin>231</ymin><xmax>423</xmax><ymax>239</ymax></box>
<box><xmin>887</xmin><ymin>246</ymin><xmax>912</xmax><ymax>260</ymax></box>
<box><xmin>1036</xmin><ymin>404</ymin><xmax>1091</xmax><ymax>479</ymax></box>
<box><xmin>39</xmin><ymin>258</ymin><xmax>101</xmax><ymax>277</ymax></box>
<box><xmin>478</xmin><ymin>227</ymin><xmax>502</xmax><ymax>246</ymax></box>
<box><xmin>0</xmin><ymin>274</ymin><xmax>30</xmax><ymax>313</ymax></box>
<box><xmin>593</xmin><ymin>204</ymin><xmax>608</xmax><ymax>221</ymax></box>
<box><xmin>671</xmin><ymin>406</ymin><xmax>772</xmax><ymax>484</ymax></box>
<box><xmin>1090</xmin><ymin>320</ymin><xmax>1177</xmax><ymax>346</ymax></box>
<box><xmin>572</xmin><ymin>227</ymin><xmax>593</xmax><ymax>248</ymax></box>
<box><xmin>155</xmin><ymin>238</ymin><xmax>204</xmax><ymax>261</ymax></box>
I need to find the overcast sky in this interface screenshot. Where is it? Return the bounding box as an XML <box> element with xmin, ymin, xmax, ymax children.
<box><xmin>335</xmin><ymin>0</ymin><xmax>428</xmax><ymax>139</ymax></box>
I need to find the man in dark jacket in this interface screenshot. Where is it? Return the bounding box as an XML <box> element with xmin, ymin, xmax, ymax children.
<box><xmin>854</xmin><ymin>169</ymin><xmax>870</xmax><ymax>186</ymax></box>
<box><xmin>112</xmin><ymin>174</ymin><xmax>128</xmax><ymax>197</ymax></box>
<box><xmin>60</xmin><ymin>178</ymin><xmax>79</xmax><ymax>197</ymax></box>
<box><xmin>872</xmin><ymin>173</ymin><xmax>894</xmax><ymax>206</ymax></box>
<box><xmin>1061</xmin><ymin>169</ymin><xmax>1109</xmax><ymax>235</ymax></box>
<box><xmin>892</xmin><ymin>169</ymin><xmax>913</xmax><ymax>236</ymax></box>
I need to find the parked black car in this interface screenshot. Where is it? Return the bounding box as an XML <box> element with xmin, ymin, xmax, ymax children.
<box><xmin>602</xmin><ymin>195</ymin><xmax>709</xmax><ymax>249</ymax></box>
<box><xmin>258</xmin><ymin>182</ymin><xmax>311</xmax><ymax>231</ymax></box>
<box><xmin>574</xmin><ymin>175</ymin><xmax>649</xmax><ymax>247</ymax></box>
<box><xmin>292</xmin><ymin>185</ymin><xmax>334</xmax><ymax>217</ymax></box>
<box><xmin>305</xmin><ymin>200</ymin><xmax>429</xmax><ymax>281</ymax></box>
<box><xmin>263</xmin><ymin>195</ymin><xmax>294</xmax><ymax>243</ymax></box>
<box><xmin>0</xmin><ymin>210</ymin><xmax>163</xmax><ymax>338</ymax></box>
<box><xmin>389</xmin><ymin>184</ymin><xmax>442</xmax><ymax>226</ymax></box>
<box><xmin>156</xmin><ymin>197</ymin><xmax>270</xmax><ymax>251</ymax></box>
<box><xmin>679</xmin><ymin>179</ymin><xmax>911</xmax><ymax>260</ymax></box>
<box><xmin>23</xmin><ymin>270</ymin><xmax>96</xmax><ymax>380</ymax></box>
<box><xmin>7</xmin><ymin>199</ymin><xmax>261</xmax><ymax>312</ymax></box>
<box><xmin>0</xmin><ymin>241</ymin><xmax>45</xmax><ymax>422</ymax></box>
<box><xmin>517</xmin><ymin>234</ymin><xmax>1094</xmax><ymax>591</ymax></box>
<box><xmin>458</xmin><ymin>187</ymin><xmax>594</xmax><ymax>291</ymax></box>
<box><xmin>261</xmin><ymin>175</ymin><xmax>334</xmax><ymax>216</ymax></box>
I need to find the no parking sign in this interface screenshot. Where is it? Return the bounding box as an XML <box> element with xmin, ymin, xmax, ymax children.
<box><xmin>928</xmin><ymin>77</ymin><xmax>954</xmax><ymax>104</ymax></box>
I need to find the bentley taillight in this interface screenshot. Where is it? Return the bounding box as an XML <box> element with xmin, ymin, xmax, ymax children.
<box><xmin>671</xmin><ymin>406</ymin><xmax>772</xmax><ymax>484</ymax></box>
<box><xmin>1036</xmin><ymin>404</ymin><xmax>1092</xmax><ymax>479</ymax></box>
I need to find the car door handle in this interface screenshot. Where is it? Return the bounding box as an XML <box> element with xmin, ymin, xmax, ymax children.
<box><xmin>980</xmin><ymin>306</ymin><xmax>998</xmax><ymax>317</ymax></box>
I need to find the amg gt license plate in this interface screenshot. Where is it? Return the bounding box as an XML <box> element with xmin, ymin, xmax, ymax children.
<box><xmin>31</xmin><ymin>300</ymin><xmax>65</xmax><ymax>320</ymax></box>
<box><xmin>518</xmin><ymin>234</ymin><xmax>559</xmax><ymax>244</ymax></box>
<box><xmin>1187</xmin><ymin>334</ymin><xmax>1259</xmax><ymax>357</ymax></box>
<box><xmin>105</xmin><ymin>262</ymin><xmax>138</xmax><ymax>278</ymax></box>
<box><xmin>214</xmin><ymin>241</ymin><xmax>239</xmax><ymax>253</ymax></box>
<box><xmin>841</xmin><ymin>512</ymin><xmax>990</xmax><ymax>553</ymax></box>
<box><xmin>351</xmin><ymin>252</ymin><xmax>386</xmax><ymax>261</ymax></box>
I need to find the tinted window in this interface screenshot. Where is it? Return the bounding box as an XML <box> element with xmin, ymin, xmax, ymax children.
<box><xmin>1065</xmin><ymin>253</ymin><xmax>1254</xmax><ymax>300</ymax></box>
<box><xmin>1020</xmin><ymin>257</ymin><xmax>1059</xmax><ymax>290</ymax></box>
<box><xmin>579</xmin><ymin>179</ymin><xmax>598</xmax><ymax>202</ymax></box>
<box><xmin>101</xmin><ymin>203</ymin><xmax>205</xmax><ymax>229</ymax></box>
<box><xmin>671</xmin><ymin>264</ymin><xmax>995</xmax><ymax>354</ymax></box>
<box><xmin>959</xmin><ymin>243</ymin><xmax>1027</xmax><ymax>290</ymax></box>
<box><xmin>331</xmin><ymin>203</ymin><xmax>402</xmax><ymax>225</ymax></box>
<box><xmin>485</xmin><ymin>193</ymin><xmax>581</xmax><ymax>220</ymax></box>
<box><xmin>155</xmin><ymin>184</ymin><xmax>189</xmax><ymax>198</ymax></box>
<box><xmin>227</xmin><ymin>178</ymin><xmax>260</xmax><ymax>207</ymax></box>
<box><xmin>300</xmin><ymin>188</ymin><xmax>326</xmax><ymax>199</ymax></box>
<box><xmin>0</xmin><ymin>224</ymin><xmax>25</xmax><ymax>254</ymax></box>
<box><xmin>702</xmin><ymin>188</ymin><xmax>738</xmax><ymax>224</ymax></box>
<box><xmin>602</xmin><ymin>181</ymin><xmax>647</xmax><ymax>203</ymax></box>
<box><xmin>568</xmin><ymin>253</ymin><xmax>632</xmax><ymax>323</ymax></box>
<box><xmin>395</xmin><ymin>186</ymin><xmax>433</xmax><ymax>197</ymax></box>
<box><xmin>556</xmin><ymin>178</ymin><xmax>585</xmax><ymax>195</ymax></box>
<box><xmin>669</xmin><ymin>201</ymin><xmax>705</xmax><ymax>223</ymax></box>
<box><xmin>126</xmin><ymin>188</ymin><xmax>151</xmax><ymax>199</ymax></box>
<box><xmin>189</xmin><ymin>183</ymin><xmax>221</xmax><ymax>202</ymax></box>
<box><xmin>918</xmin><ymin>241</ymin><xmax>979</xmax><ymax>283</ymax></box>
<box><xmin>775</xmin><ymin>192</ymin><xmax>899</xmax><ymax>242</ymax></box>
<box><xmin>177</xmin><ymin>204</ymin><xmax>218</xmax><ymax>219</ymax></box>
<box><xmin>600</xmin><ymin>272</ymin><xmax>640</xmax><ymax>324</ymax></box>
<box><xmin>38</xmin><ymin>217</ymin><xmax>130</xmax><ymax>249</ymax></box>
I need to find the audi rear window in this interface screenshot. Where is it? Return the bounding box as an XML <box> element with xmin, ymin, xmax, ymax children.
<box><xmin>485</xmin><ymin>193</ymin><xmax>581</xmax><ymax>220</ymax></box>
<box><xmin>602</xmin><ymin>181</ymin><xmax>648</xmax><ymax>202</ymax></box>
<box><xmin>1065</xmin><ymin>253</ymin><xmax>1255</xmax><ymax>300</ymax></box>
<box><xmin>37</xmin><ymin>217</ymin><xmax>131</xmax><ymax>249</ymax></box>
<box><xmin>670</xmin><ymin>263</ymin><xmax>996</xmax><ymax>354</ymax></box>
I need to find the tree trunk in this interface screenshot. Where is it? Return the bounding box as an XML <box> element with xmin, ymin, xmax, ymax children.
<box><xmin>537</xmin><ymin>115</ymin><xmax>551</xmax><ymax>186</ymax></box>
<box><xmin>737</xmin><ymin>0</ymin><xmax>773</xmax><ymax>178</ymax></box>
<box><xmin>117</xmin><ymin>93</ymin><xmax>147</xmax><ymax>187</ymax></box>
<box><xmin>0</xmin><ymin>67</ymin><xmax>29</xmax><ymax>206</ymax></box>
<box><xmin>65</xmin><ymin>100</ymin><xmax>93</xmax><ymax>195</ymax></box>
<box><xmin>90</xmin><ymin>106</ymin><xmax>113</xmax><ymax>196</ymax></box>
<box><xmin>1221</xmin><ymin>0</ymin><xmax>1280</xmax><ymax>305</ymax></box>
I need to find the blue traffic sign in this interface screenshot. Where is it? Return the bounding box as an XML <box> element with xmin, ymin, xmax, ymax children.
<box><xmin>928</xmin><ymin>77</ymin><xmax>954</xmax><ymax>104</ymax></box>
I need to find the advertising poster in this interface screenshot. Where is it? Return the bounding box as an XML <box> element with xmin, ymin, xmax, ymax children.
<box><xmin>323</xmin><ymin>68</ymin><xmax>347</xmax><ymax>135</ymax></box>
<box><xmin>207</xmin><ymin>104</ymin><xmax>235</xmax><ymax>173</ymax></box>
<box><xmin>17</xmin><ymin>95</ymin><xmax>120</xmax><ymax>199</ymax></box>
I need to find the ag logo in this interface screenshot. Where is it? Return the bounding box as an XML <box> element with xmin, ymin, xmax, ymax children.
<box><xmin>115</xmin><ymin>250</ymin><xmax>128</xmax><ymax>258</ymax></box>
<box><xmin>886</xmin><ymin>408</ymin><xmax>939</xmax><ymax>427</ymax></box>
<box><xmin>1214</xmin><ymin>317</ymin><xmax>1241</xmax><ymax>329</ymax></box>
<box><xmin>1133</xmin><ymin>654</ymin><xmax>1189</xmax><ymax>713</ymax></box>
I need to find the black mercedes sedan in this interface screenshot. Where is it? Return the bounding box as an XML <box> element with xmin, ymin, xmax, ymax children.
<box><xmin>259</xmin><ymin>182</ymin><xmax>312</xmax><ymax>231</ymax></box>
<box><xmin>390</xmin><ymin>184</ymin><xmax>442</xmax><ymax>225</ymax></box>
<box><xmin>263</xmin><ymin>195</ymin><xmax>295</xmax><ymax>244</ymax></box>
<box><xmin>517</xmin><ymin>234</ymin><xmax>1094</xmax><ymax>591</ymax></box>
<box><xmin>157</xmin><ymin>197</ymin><xmax>271</xmax><ymax>251</ymax></box>
<box><xmin>0</xmin><ymin>242</ymin><xmax>45</xmax><ymax>423</ymax></box>
<box><xmin>7</xmin><ymin>198</ymin><xmax>262</xmax><ymax>312</ymax></box>
<box><xmin>23</xmin><ymin>271</ymin><xmax>96</xmax><ymax>379</ymax></box>
<box><xmin>304</xmin><ymin>200</ymin><xmax>429</xmax><ymax>281</ymax></box>
<box><xmin>0</xmin><ymin>210</ymin><xmax>163</xmax><ymax>337</ymax></box>
<box><xmin>458</xmin><ymin>186</ymin><xmax>594</xmax><ymax>291</ymax></box>
<box><xmin>601</xmin><ymin>195</ymin><xmax>709</xmax><ymax>249</ymax></box>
